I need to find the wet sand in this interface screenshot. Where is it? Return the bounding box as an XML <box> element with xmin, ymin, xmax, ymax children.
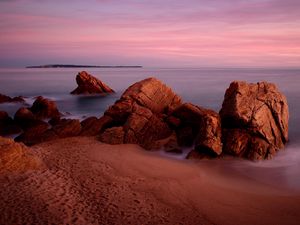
<box><xmin>0</xmin><ymin>136</ymin><xmax>300</xmax><ymax>225</ymax></box>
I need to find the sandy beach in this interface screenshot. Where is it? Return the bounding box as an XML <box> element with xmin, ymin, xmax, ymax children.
<box><xmin>1</xmin><ymin>136</ymin><xmax>299</xmax><ymax>225</ymax></box>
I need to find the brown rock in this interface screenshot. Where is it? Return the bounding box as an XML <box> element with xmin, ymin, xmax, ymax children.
<box><xmin>220</xmin><ymin>81</ymin><xmax>289</xmax><ymax>160</ymax></box>
<box><xmin>0</xmin><ymin>93</ymin><xmax>24</xmax><ymax>104</ymax></box>
<box><xmin>123</xmin><ymin>105</ymin><xmax>172</xmax><ymax>149</ymax></box>
<box><xmin>164</xmin><ymin>134</ymin><xmax>182</xmax><ymax>154</ymax></box>
<box><xmin>70</xmin><ymin>71</ymin><xmax>114</xmax><ymax>94</ymax></box>
<box><xmin>172</xmin><ymin>103</ymin><xmax>222</xmax><ymax>155</ymax></box>
<box><xmin>0</xmin><ymin>137</ymin><xmax>42</xmax><ymax>173</ymax></box>
<box><xmin>30</xmin><ymin>96</ymin><xmax>60</xmax><ymax>119</ymax></box>
<box><xmin>80</xmin><ymin>115</ymin><xmax>113</xmax><ymax>136</ymax></box>
<box><xmin>99</xmin><ymin>127</ymin><xmax>124</xmax><ymax>144</ymax></box>
<box><xmin>0</xmin><ymin>94</ymin><xmax>12</xmax><ymax>103</ymax></box>
<box><xmin>52</xmin><ymin>119</ymin><xmax>81</xmax><ymax>138</ymax></box>
<box><xmin>15</xmin><ymin>120</ymin><xmax>50</xmax><ymax>145</ymax></box>
<box><xmin>121</xmin><ymin>77</ymin><xmax>182</xmax><ymax>113</ymax></box>
<box><xmin>99</xmin><ymin>78</ymin><xmax>181</xmax><ymax>149</ymax></box>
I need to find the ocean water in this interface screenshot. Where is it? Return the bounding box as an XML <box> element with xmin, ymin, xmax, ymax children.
<box><xmin>0</xmin><ymin>67</ymin><xmax>300</xmax><ymax>190</ymax></box>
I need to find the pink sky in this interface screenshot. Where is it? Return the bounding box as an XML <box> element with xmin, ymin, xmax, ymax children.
<box><xmin>0</xmin><ymin>0</ymin><xmax>300</xmax><ymax>68</ymax></box>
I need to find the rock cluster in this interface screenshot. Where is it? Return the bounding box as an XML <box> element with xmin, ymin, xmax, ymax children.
<box><xmin>98</xmin><ymin>77</ymin><xmax>223</xmax><ymax>154</ymax></box>
<box><xmin>99</xmin><ymin>77</ymin><xmax>181</xmax><ymax>149</ymax></box>
<box><xmin>0</xmin><ymin>73</ymin><xmax>289</xmax><ymax>161</ymax></box>
<box><xmin>98</xmin><ymin>78</ymin><xmax>289</xmax><ymax>160</ymax></box>
<box><xmin>70</xmin><ymin>71</ymin><xmax>114</xmax><ymax>94</ymax></box>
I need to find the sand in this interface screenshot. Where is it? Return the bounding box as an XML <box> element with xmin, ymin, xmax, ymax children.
<box><xmin>0</xmin><ymin>137</ymin><xmax>299</xmax><ymax>225</ymax></box>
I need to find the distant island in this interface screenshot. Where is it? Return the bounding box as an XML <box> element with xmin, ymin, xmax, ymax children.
<box><xmin>26</xmin><ymin>64</ymin><xmax>143</xmax><ymax>68</ymax></box>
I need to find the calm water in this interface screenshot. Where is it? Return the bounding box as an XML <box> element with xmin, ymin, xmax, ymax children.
<box><xmin>0</xmin><ymin>67</ymin><xmax>300</xmax><ymax>190</ymax></box>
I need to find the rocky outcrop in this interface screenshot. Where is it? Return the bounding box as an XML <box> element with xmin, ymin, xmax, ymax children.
<box><xmin>99</xmin><ymin>77</ymin><xmax>181</xmax><ymax>149</ymax></box>
<box><xmin>80</xmin><ymin>116</ymin><xmax>112</xmax><ymax>136</ymax></box>
<box><xmin>52</xmin><ymin>119</ymin><xmax>81</xmax><ymax>138</ymax></box>
<box><xmin>0</xmin><ymin>137</ymin><xmax>42</xmax><ymax>173</ymax></box>
<box><xmin>30</xmin><ymin>96</ymin><xmax>60</xmax><ymax>120</ymax></box>
<box><xmin>0</xmin><ymin>93</ymin><xmax>24</xmax><ymax>104</ymax></box>
<box><xmin>70</xmin><ymin>71</ymin><xmax>114</xmax><ymax>94</ymax></box>
<box><xmin>169</xmin><ymin>103</ymin><xmax>222</xmax><ymax>156</ymax></box>
<box><xmin>220</xmin><ymin>81</ymin><xmax>289</xmax><ymax>160</ymax></box>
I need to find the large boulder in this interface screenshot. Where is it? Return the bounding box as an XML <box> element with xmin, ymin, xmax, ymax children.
<box><xmin>0</xmin><ymin>137</ymin><xmax>42</xmax><ymax>173</ymax></box>
<box><xmin>170</xmin><ymin>103</ymin><xmax>222</xmax><ymax>156</ymax></box>
<box><xmin>99</xmin><ymin>77</ymin><xmax>181</xmax><ymax>149</ymax></box>
<box><xmin>30</xmin><ymin>96</ymin><xmax>60</xmax><ymax>120</ymax></box>
<box><xmin>70</xmin><ymin>71</ymin><xmax>114</xmax><ymax>94</ymax></box>
<box><xmin>220</xmin><ymin>81</ymin><xmax>289</xmax><ymax>160</ymax></box>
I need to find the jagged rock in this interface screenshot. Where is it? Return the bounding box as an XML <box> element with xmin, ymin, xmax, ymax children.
<box><xmin>100</xmin><ymin>78</ymin><xmax>180</xmax><ymax>149</ymax></box>
<box><xmin>70</xmin><ymin>71</ymin><xmax>114</xmax><ymax>94</ymax></box>
<box><xmin>0</xmin><ymin>111</ymin><xmax>21</xmax><ymax>136</ymax></box>
<box><xmin>220</xmin><ymin>81</ymin><xmax>289</xmax><ymax>160</ymax></box>
<box><xmin>80</xmin><ymin>115</ymin><xmax>113</xmax><ymax>136</ymax></box>
<box><xmin>52</xmin><ymin>119</ymin><xmax>81</xmax><ymax>138</ymax></box>
<box><xmin>0</xmin><ymin>93</ymin><xmax>25</xmax><ymax>104</ymax></box>
<box><xmin>30</xmin><ymin>96</ymin><xmax>60</xmax><ymax>119</ymax></box>
<box><xmin>0</xmin><ymin>137</ymin><xmax>42</xmax><ymax>173</ymax></box>
<box><xmin>99</xmin><ymin>127</ymin><xmax>124</xmax><ymax>145</ymax></box>
<box><xmin>171</xmin><ymin>103</ymin><xmax>222</xmax><ymax>156</ymax></box>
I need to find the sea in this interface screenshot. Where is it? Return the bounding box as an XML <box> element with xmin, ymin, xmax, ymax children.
<box><xmin>0</xmin><ymin>67</ymin><xmax>300</xmax><ymax>191</ymax></box>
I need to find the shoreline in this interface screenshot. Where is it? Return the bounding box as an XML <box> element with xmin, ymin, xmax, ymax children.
<box><xmin>1</xmin><ymin>136</ymin><xmax>299</xmax><ymax>225</ymax></box>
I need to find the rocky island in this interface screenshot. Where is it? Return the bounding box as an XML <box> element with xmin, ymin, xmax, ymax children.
<box><xmin>26</xmin><ymin>64</ymin><xmax>142</xmax><ymax>68</ymax></box>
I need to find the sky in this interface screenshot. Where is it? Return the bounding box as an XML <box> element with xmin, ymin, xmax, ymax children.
<box><xmin>0</xmin><ymin>0</ymin><xmax>300</xmax><ymax>68</ymax></box>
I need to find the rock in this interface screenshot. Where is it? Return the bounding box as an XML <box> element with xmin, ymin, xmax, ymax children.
<box><xmin>80</xmin><ymin>115</ymin><xmax>113</xmax><ymax>136</ymax></box>
<box><xmin>0</xmin><ymin>111</ymin><xmax>21</xmax><ymax>136</ymax></box>
<box><xmin>120</xmin><ymin>77</ymin><xmax>181</xmax><ymax>113</ymax></box>
<box><xmin>171</xmin><ymin>103</ymin><xmax>222</xmax><ymax>156</ymax></box>
<box><xmin>123</xmin><ymin>104</ymin><xmax>172</xmax><ymax>149</ymax></box>
<box><xmin>30</xmin><ymin>96</ymin><xmax>60</xmax><ymax>119</ymax></box>
<box><xmin>0</xmin><ymin>94</ymin><xmax>12</xmax><ymax>103</ymax></box>
<box><xmin>15</xmin><ymin>120</ymin><xmax>50</xmax><ymax>145</ymax></box>
<box><xmin>70</xmin><ymin>71</ymin><xmax>114</xmax><ymax>94</ymax></box>
<box><xmin>100</xmin><ymin>78</ymin><xmax>181</xmax><ymax>149</ymax></box>
<box><xmin>186</xmin><ymin>150</ymin><xmax>219</xmax><ymax>160</ymax></box>
<box><xmin>14</xmin><ymin>107</ymin><xmax>37</xmax><ymax>129</ymax></box>
<box><xmin>0</xmin><ymin>137</ymin><xmax>42</xmax><ymax>173</ymax></box>
<box><xmin>99</xmin><ymin>127</ymin><xmax>124</xmax><ymax>144</ymax></box>
<box><xmin>0</xmin><ymin>93</ymin><xmax>25</xmax><ymax>104</ymax></box>
<box><xmin>220</xmin><ymin>81</ymin><xmax>289</xmax><ymax>160</ymax></box>
<box><xmin>163</xmin><ymin>134</ymin><xmax>182</xmax><ymax>154</ymax></box>
<box><xmin>52</xmin><ymin>119</ymin><xmax>81</xmax><ymax>138</ymax></box>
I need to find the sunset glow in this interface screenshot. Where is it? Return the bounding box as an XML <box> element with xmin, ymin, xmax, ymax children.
<box><xmin>0</xmin><ymin>0</ymin><xmax>300</xmax><ymax>67</ymax></box>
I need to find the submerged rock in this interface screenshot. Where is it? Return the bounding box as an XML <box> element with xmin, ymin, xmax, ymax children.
<box><xmin>220</xmin><ymin>81</ymin><xmax>289</xmax><ymax>160</ymax></box>
<box><xmin>0</xmin><ymin>93</ymin><xmax>25</xmax><ymax>104</ymax></box>
<box><xmin>70</xmin><ymin>71</ymin><xmax>114</xmax><ymax>94</ymax></box>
